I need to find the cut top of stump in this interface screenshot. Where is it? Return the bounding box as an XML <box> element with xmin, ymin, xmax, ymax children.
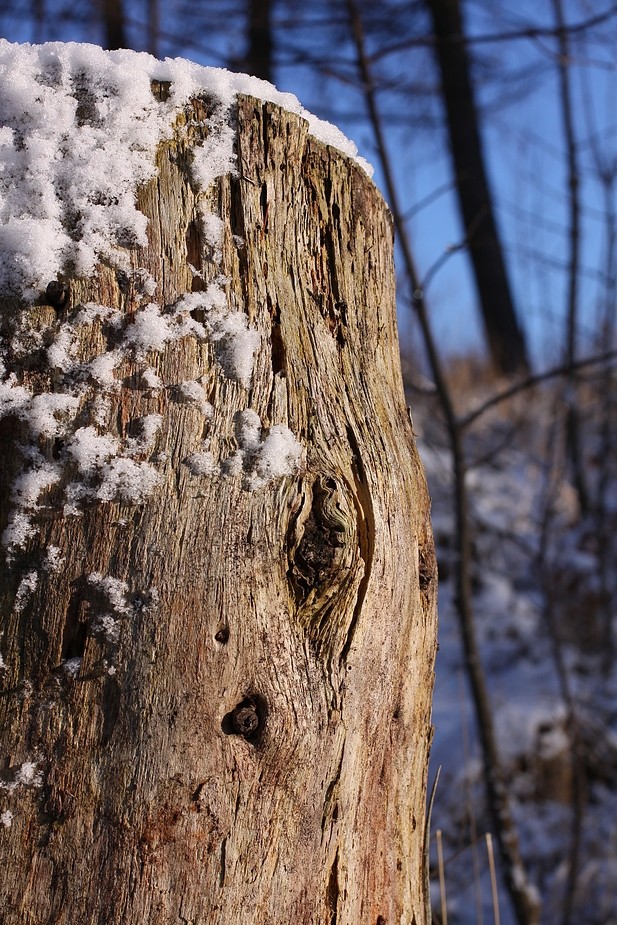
<box><xmin>0</xmin><ymin>39</ymin><xmax>373</xmax><ymax>302</ymax></box>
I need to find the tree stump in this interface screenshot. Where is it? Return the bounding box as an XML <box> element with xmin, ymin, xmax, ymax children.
<box><xmin>0</xmin><ymin>49</ymin><xmax>437</xmax><ymax>925</ymax></box>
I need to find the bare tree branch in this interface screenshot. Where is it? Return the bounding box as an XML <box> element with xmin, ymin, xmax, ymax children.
<box><xmin>461</xmin><ymin>349</ymin><xmax>617</xmax><ymax>429</ymax></box>
<box><xmin>368</xmin><ymin>4</ymin><xmax>617</xmax><ymax>62</ymax></box>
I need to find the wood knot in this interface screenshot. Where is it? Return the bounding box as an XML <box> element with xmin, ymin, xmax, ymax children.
<box><xmin>288</xmin><ymin>475</ymin><xmax>350</xmax><ymax>601</ymax></box>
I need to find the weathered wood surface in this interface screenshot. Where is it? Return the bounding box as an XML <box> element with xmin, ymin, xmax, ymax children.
<box><xmin>0</xmin><ymin>92</ymin><xmax>437</xmax><ymax>925</ymax></box>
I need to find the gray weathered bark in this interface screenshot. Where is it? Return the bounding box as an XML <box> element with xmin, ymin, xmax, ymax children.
<box><xmin>0</xmin><ymin>89</ymin><xmax>437</xmax><ymax>924</ymax></box>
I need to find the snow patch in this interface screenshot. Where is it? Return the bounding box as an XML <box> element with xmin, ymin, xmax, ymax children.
<box><xmin>14</xmin><ymin>570</ymin><xmax>38</xmax><ymax>613</ymax></box>
<box><xmin>228</xmin><ymin>409</ymin><xmax>304</xmax><ymax>489</ymax></box>
<box><xmin>62</xmin><ymin>657</ymin><xmax>82</xmax><ymax>678</ymax></box>
<box><xmin>186</xmin><ymin>450</ymin><xmax>219</xmax><ymax>477</ymax></box>
<box><xmin>0</xmin><ymin>810</ymin><xmax>13</xmax><ymax>828</ymax></box>
<box><xmin>0</xmin><ymin>758</ymin><xmax>43</xmax><ymax>793</ymax></box>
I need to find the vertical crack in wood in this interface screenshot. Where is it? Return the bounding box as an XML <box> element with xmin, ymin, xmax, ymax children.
<box><xmin>327</xmin><ymin>848</ymin><xmax>340</xmax><ymax>925</ymax></box>
<box><xmin>339</xmin><ymin>425</ymin><xmax>375</xmax><ymax>667</ymax></box>
<box><xmin>267</xmin><ymin>295</ymin><xmax>286</xmax><ymax>376</ymax></box>
<box><xmin>219</xmin><ymin>835</ymin><xmax>227</xmax><ymax>889</ymax></box>
<box><xmin>321</xmin><ymin>747</ymin><xmax>344</xmax><ymax>836</ymax></box>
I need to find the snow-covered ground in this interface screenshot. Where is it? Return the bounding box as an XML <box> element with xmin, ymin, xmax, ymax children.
<box><xmin>412</xmin><ymin>372</ymin><xmax>617</xmax><ymax>925</ymax></box>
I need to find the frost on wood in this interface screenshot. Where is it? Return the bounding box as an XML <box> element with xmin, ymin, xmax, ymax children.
<box><xmin>0</xmin><ymin>40</ymin><xmax>436</xmax><ymax>925</ymax></box>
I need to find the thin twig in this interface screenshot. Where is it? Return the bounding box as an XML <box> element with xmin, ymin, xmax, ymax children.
<box><xmin>459</xmin><ymin>672</ymin><xmax>483</xmax><ymax>925</ymax></box>
<box><xmin>367</xmin><ymin>4</ymin><xmax>617</xmax><ymax>61</ymax></box>
<box><xmin>425</xmin><ymin>766</ymin><xmax>442</xmax><ymax>925</ymax></box>
<box><xmin>534</xmin><ymin>409</ymin><xmax>586</xmax><ymax>925</ymax></box>
<box><xmin>436</xmin><ymin>829</ymin><xmax>448</xmax><ymax>925</ymax></box>
<box><xmin>460</xmin><ymin>349</ymin><xmax>617</xmax><ymax>429</ymax></box>
<box><xmin>486</xmin><ymin>833</ymin><xmax>501</xmax><ymax>925</ymax></box>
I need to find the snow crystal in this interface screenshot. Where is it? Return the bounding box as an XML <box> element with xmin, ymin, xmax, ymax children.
<box><xmin>210</xmin><ymin>312</ymin><xmax>261</xmax><ymax>388</ymax></box>
<box><xmin>94</xmin><ymin>614</ymin><xmax>120</xmax><ymax>643</ymax></box>
<box><xmin>235</xmin><ymin>408</ymin><xmax>262</xmax><ymax>452</ymax></box>
<box><xmin>62</xmin><ymin>657</ymin><xmax>82</xmax><ymax>678</ymax></box>
<box><xmin>123</xmin><ymin>303</ymin><xmax>176</xmax><ymax>356</ymax></box>
<box><xmin>223</xmin><ymin>450</ymin><xmax>244</xmax><ymax>477</ymax></box>
<box><xmin>14</xmin><ymin>571</ymin><xmax>38</xmax><ymax>612</ymax></box>
<box><xmin>67</xmin><ymin>426</ymin><xmax>119</xmax><ymax>473</ymax></box>
<box><xmin>186</xmin><ymin>450</ymin><xmax>219</xmax><ymax>477</ymax></box>
<box><xmin>0</xmin><ymin>810</ymin><xmax>12</xmax><ymax>828</ymax></box>
<box><xmin>43</xmin><ymin>545</ymin><xmax>65</xmax><ymax>572</ymax></box>
<box><xmin>0</xmin><ymin>376</ymin><xmax>30</xmax><ymax>418</ymax></box>
<box><xmin>136</xmin><ymin>414</ymin><xmax>163</xmax><ymax>447</ymax></box>
<box><xmin>12</xmin><ymin>463</ymin><xmax>62</xmax><ymax>508</ymax></box>
<box><xmin>0</xmin><ymin>759</ymin><xmax>44</xmax><ymax>792</ymax></box>
<box><xmin>96</xmin><ymin>457</ymin><xmax>160</xmax><ymax>503</ymax></box>
<box><xmin>74</xmin><ymin>302</ymin><xmax>122</xmax><ymax>327</ymax></box>
<box><xmin>0</xmin><ymin>375</ymin><xmax>80</xmax><ymax>439</ymax></box>
<box><xmin>248</xmin><ymin>424</ymin><xmax>304</xmax><ymax>489</ymax></box>
<box><xmin>178</xmin><ymin>380</ymin><xmax>213</xmax><ymax>417</ymax></box>
<box><xmin>191</xmin><ymin>118</ymin><xmax>237</xmax><ymax>192</ymax></box>
<box><xmin>15</xmin><ymin>761</ymin><xmax>43</xmax><ymax>787</ymax></box>
<box><xmin>225</xmin><ymin>410</ymin><xmax>304</xmax><ymax>488</ymax></box>
<box><xmin>201</xmin><ymin>211</ymin><xmax>225</xmax><ymax>251</ymax></box>
<box><xmin>2</xmin><ymin>460</ymin><xmax>61</xmax><ymax>554</ymax></box>
<box><xmin>140</xmin><ymin>366</ymin><xmax>162</xmax><ymax>390</ymax></box>
<box><xmin>2</xmin><ymin>511</ymin><xmax>36</xmax><ymax>552</ymax></box>
<box><xmin>171</xmin><ymin>287</ymin><xmax>260</xmax><ymax>387</ymax></box>
<box><xmin>28</xmin><ymin>393</ymin><xmax>81</xmax><ymax>439</ymax></box>
<box><xmin>132</xmin><ymin>268</ymin><xmax>157</xmax><ymax>297</ymax></box>
<box><xmin>178</xmin><ymin>379</ymin><xmax>206</xmax><ymax>403</ymax></box>
<box><xmin>46</xmin><ymin>328</ymin><xmax>76</xmax><ymax>372</ymax></box>
<box><xmin>87</xmin><ymin>572</ymin><xmax>130</xmax><ymax>614</ymax></box>
<box><xmin>88</xmin><ymin>350</ymin><xmax>121</xmax><ymax>386</ymax></box>
<box><xmin>64</xmin><ymin>425</ymin><xmax>160</xmax><ymax>505</ymax></box>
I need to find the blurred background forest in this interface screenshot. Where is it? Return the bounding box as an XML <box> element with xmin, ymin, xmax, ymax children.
<box><xmin>1</xmin><ymin>2</ymin><xmax>617</xmax><ymax>923</ymax></box>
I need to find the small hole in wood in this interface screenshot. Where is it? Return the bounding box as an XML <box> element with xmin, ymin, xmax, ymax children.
<box><xmin>221</xmin><ymin>695</ymin><xmax>266</xmax><ymax>742</ymax></box>
<box><xmin>45</xmin><ymin>280</ymin><xmax>69</xmax><ymax>310</ymax></box>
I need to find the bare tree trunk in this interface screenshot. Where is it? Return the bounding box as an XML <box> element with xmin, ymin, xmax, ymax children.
<box><xmin>551</xmin><ymin>0</ymin><xmax>590</xmax><ymax>518</ymax></box>
<box><xmin>100</xmin><ymin>0</ymin><xmax>126</xmax><ymax>50</ymax></box>
<box><xmin>244</xmin><ymin>0</ymin><xmax>273</xmax><ymax>81</ymax></box>
<box><xmin>426</xmin><ymin>0</ymin><xmax>530</xmax><ymax>376</ymax></box>
<box><xmin>0</xmin><ymin>82</ymin><xmax>437</xmax><ymax>924</ymax></box>
<box><xmin>147</xmin><ymin>0</ymin><xmax>159</xmax><ymax>57</ymax></box>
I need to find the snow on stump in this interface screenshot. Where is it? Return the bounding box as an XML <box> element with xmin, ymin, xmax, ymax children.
<box><xmin>0</xmin><ymin>41</ymin><xmax>437</xmax><ymax>925</ymax></box>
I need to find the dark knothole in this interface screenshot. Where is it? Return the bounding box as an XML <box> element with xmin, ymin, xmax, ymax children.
<box><xmin>45</xmin><ymin>279</ymin><xmax>69</xmax><ymax>309</ymax></box>
<box><xmin>221</xmin><ymin>695</ymin><xmax>267</xmax><ymax>742</ymax></box>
